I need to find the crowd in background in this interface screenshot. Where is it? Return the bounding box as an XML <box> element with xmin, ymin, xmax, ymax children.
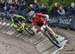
<box><xmin>0</xmin><ymin>0</ymin><xmax>26</xmax><ymax>15</ymax></box>
<box><xmin>0</xmin><ymin>0</ymin><xmax>75</xmax><ymax>17</ymax></box>
<box><xmin>29</xmin><ymin>1</ymin><xmax>75</xmax><ymax>16</ymax></box>
<box><xmin>28</xmin><ymin>0</ymin><xmax>75</xmax><ymax>16</ymax></box>
<box><xmin>50</xmin><ymin>2</ymin><xmax>75</xmax><ymax>16</ymax></box>
<box><xmin>0</xmin><ymin>0</ymin><xmax>48</xmax><ymax>15</ymax></box>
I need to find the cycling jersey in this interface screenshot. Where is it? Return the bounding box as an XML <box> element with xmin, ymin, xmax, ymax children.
<box><xmin>31</xmin><ymin>13</ymin><xmax>46</xmax><ymax>26</ymax></box>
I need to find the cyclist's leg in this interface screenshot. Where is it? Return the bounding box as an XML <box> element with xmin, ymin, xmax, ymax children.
<box><xmin>45</xmin><ymin>24</ymin><xmax>56</xmax><ymax>36</ymax></box>
<box><xmin>45</xmin><ymin>24</ymin><xmax>65</xmax><ymax>42</ymax></box>
<box><xmin>40</xmin><ymin>25</ymin><xmax>46</xmax><ymax>31</ymax></box>
<box><xmin>31</xmin><ymin>26</ymin><xmax>38</xmax><ymax>33</ymax></box>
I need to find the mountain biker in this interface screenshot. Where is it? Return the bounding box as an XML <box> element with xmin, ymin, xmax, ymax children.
<box><xmin>12</xmin><ymin>15</ymin><xmax>25</xmax><ymax>25</ymax></box>
<box><xmin>31</xmin><ymin>12</ymin><xmax>64</xmax><ymax>41</ymax></box>
<box><xmin>11</xmin><ymin>15</ymin><xmax>26</xmax><ymax>32</ymax></box>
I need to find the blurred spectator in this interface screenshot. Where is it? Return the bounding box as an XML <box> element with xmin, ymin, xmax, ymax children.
<box><xmin>18</xmin><ymin>0</ymin><xmax>26</xmax><ymax>10</ymax></box>
<box><xmin>4</xmin><ymin>2</ymin><xmax>11</xmax><ymax>12</ymax></box>
<box><xmin>4</xmin><ymin>2</ymin><xmax>11</xmax><ymax>14</ymax></box>
<box><xmin>40</xmin><ymin>4</ymin><xmax>48</xmax><ymax>14</ymax></box>
<box><xmin>17</xmin><ymin>1</ymin><xmax>27</xmax><ymax>16</ymax></box>
<box><xmin>57</xmin><ymin>6</ymin><xmax>65</xmax><ymax>15</ymax></box>
<box><xmin>50</xmin><ymin>2</ymin><xmax>59</xmax><ymax>16</ymax></box>
<box><xmin>0</xmin><ymin>1</ymin><xmax>4</xmax><ymax>12</ymax></box>
<box><xmin>66</xmin><ymin>2</ymin><xmax>75</xmax><ymax>15</ymax></box>
<box><xmin>30</xmin><ymin>0</ymin><xmax>39</xmax><ymax>13</ymax></box>
<box><xmin>9</xmin><ymin>2</ymin><xmax>19</xmax><ymax>14</ymax></box>
<box><xmin>11</xmin><ymin>2</ymin><xmax>19</xmax><ymax>10</ymax></box>
<box><xmin>30</xmin><ymin>4</ymin><xmax>33</xmax><ymax>11</ymax></box>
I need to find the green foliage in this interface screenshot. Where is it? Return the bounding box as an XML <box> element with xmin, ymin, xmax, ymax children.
<box><xmin>38</xmin><ymin>0</ymin><xmax>75</xmax><ymax>13</ymax></box>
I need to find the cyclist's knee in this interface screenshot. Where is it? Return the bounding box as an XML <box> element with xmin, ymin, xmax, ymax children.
<box><xmin>32</xmin><ymin>26</ymin><xmax>37</xmax><ymax>32</ymax></box>
<box><xmin>41</xmin><ymin>25</ymin><xmax>46</xmax><ymax>31</ymax></box>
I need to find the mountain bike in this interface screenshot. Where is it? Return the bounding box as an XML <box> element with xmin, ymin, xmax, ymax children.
<box><xmin>11</xmin><ymin>15</ymin><xmax>34</xmax><ymax>35</ymax></box>
<box><xmin>42</xmin><ymin>27</ymin><xmax>61</xmax><ymax>48</ymax></box>
<box><xmin>36</xmin><ymin>25</ymin><xmax>66</xmax><ymax>48</ymax></box>
<box><xmin>36</xmin><ymin>15</ymin><xmax>66</xmax><ymax>48</ymax></box>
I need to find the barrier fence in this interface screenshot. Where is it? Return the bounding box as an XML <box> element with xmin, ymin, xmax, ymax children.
<box><xmin>49</xmin><ymin>15</ymin><xmax>75</xmax><ymax>30</ymax></box>
<box><xmin>0</xmin><ymin>11</ymin><xmax>75</xmax><ymax>30</ymax></box>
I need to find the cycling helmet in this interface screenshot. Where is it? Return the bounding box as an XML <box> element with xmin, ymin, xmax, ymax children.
<box><xmin>28</xmin><ymin>11</ymin><xmax>35</xmax><ymax>17</ymax></box>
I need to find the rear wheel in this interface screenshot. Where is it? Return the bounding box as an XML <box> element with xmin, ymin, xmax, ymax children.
<box><xmin>25</xmin><ymin>27</ymin><xmax>35</xmax><ymax>35</ymax></box>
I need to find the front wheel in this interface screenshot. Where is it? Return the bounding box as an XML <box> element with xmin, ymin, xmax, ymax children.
<box><xmin>42</xmin><ymin>29</ymin><xmax>61</xmax><ymax>48</ymax></box>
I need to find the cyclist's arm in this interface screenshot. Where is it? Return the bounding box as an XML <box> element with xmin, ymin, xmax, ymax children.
<box><xmin>31</xmin><ymin>18</ymin><xmax>35</xmax><ymax>26</ymax></box>
<box><xmin>43</xmin><ymin>14</ymin><xmax>49</xmax><ymax>21</ymax></box>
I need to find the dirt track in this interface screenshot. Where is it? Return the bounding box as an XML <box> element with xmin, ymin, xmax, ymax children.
<box><xmin>0</xmin><ymin>32</ymin><xmax>41</xmax><ymax>54</ymax></box>
<box><xmin>52</xmin><ymin>27</ymin><xmax>75</xmax><ymax>54</ymax></box>
<box><xmin>0</xmin><ymin>21</ymin><xmax>75</xmax><ymax>54</ymax></box>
